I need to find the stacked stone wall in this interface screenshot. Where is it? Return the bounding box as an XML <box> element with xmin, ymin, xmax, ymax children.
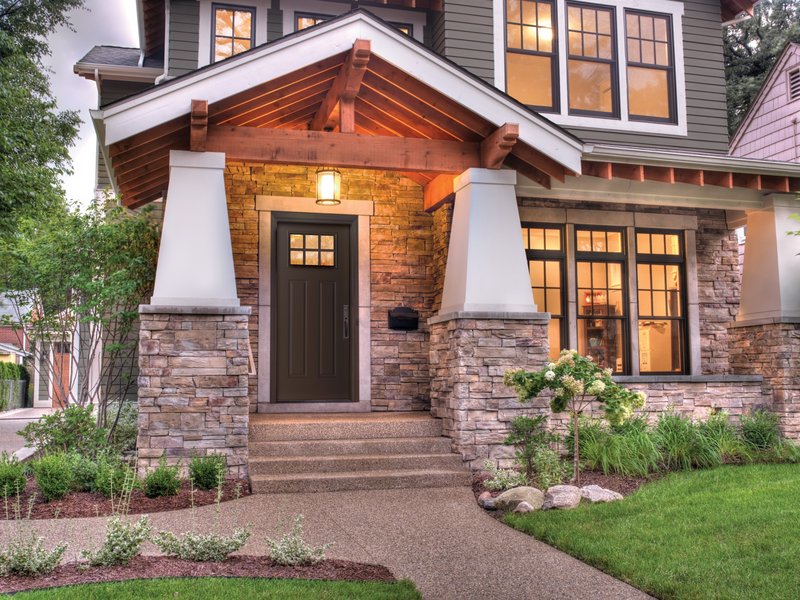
<box><xmin>729</xmin><ymin>322</ymin><xmax>800</xmax><ymax>439</ymax></box>
<box><xmin>137</xmin><ymin>308</ymin><xmax>251</xmax><ymax>478</ymax></box>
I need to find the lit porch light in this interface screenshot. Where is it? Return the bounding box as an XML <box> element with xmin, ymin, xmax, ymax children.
<box><xmin>316</xmin><ymin>168</ymin><xmax>342</xmax><ymax>206</ymax></box>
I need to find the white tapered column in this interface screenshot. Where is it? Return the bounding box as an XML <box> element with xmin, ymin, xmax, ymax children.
<box><xmin>150</xmin><ymin>150</ymin><xmax>239</xmax><ymax>307</ymax></box>
<box><xmin>439</xmin><ymin>168</ymin><xmax>537</xmax><ymax>315</ymax></box>
<box><xmin>738</xmin><ymin>194</ymin><xmax>800</xmax><ymax>322</ymax></box>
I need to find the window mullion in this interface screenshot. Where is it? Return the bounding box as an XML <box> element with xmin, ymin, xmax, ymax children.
<box><xmin>627</xmin><ymin>225</ymin><xmax>640</xmax><ymax>376</ymax></box>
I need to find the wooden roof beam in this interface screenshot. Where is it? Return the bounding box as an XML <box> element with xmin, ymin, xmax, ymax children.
<box><xmin>643</xmin><ymin>165</ymin><xmax>675</xmax><ymax>184</ymax></box>
<box><xmin>190</xmin><ymin>99</ymin><xmax>208</xmax><ymax>152</ymax></box>
<box><xmin>703</xmin><ymin>170</ymin><xmax>734</xmax><ymax>189</ymax></box>
<box><xmin>732</xmin><ymin>172</ymin><xmax>762</xmax><ymax>190</ymax></box>
<box><xmin>612</xmin><ymin>163</ymin><xmax>645</xmax><ymax>182</ymax></box>
<box><xmin>761</xmin><ymin>175</ymin><xmax>790</xmax><ymax>193</ymax></box>
<box><xmin>512</xmin><ymin>143</ymin><xmax>569</xmax><ymax>182</ymax></box>
<box><xmin>581</xmin><ymin>160</ymin><xmax>612</xmax><ymax>180</ymax></box>
<box><xmin>480</xmin><ymin>123</ymin><xmax>519</xmax><ymax>169</ymax></box>
<box><xmin>311</xmin><ymin>39</ymin><xmax>371</xmax><ymax>133</ymax></box>
<box><xmin>206</xmin><ymin>125</ymin><xmax>481</xmax><ymax>173</ymax></box>
<box><xmin>423</xmin><ymin>174</ymin><xmax>456</xmax><ymax>213</ymax></box>
<box><xmin>674</xmin><ymin>168</ymin><xmax>704</xmax><ymax>186</ymax></box>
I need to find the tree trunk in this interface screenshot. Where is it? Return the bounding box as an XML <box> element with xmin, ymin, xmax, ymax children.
<box><xmin>571</xmin><ymin>411</ymin><xmax>580</xmax><ymax>485</ymax></box>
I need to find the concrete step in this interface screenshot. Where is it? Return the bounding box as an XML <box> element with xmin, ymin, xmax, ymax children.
<box><xmin>250</xmin><ymin>468</ymin><xmax>472</xmax><ymax>494</ymax></box>
<box><xmin>249</xmin><ymin>436</ymin><xmax>454</xmax><ymax>457</ymax></box>
<box><xmin>249</xmin><ymin>452</ymin><xmax>465</xmax><ymax>475</ymax></box>
<box><xmin>249</xmin><ymin>416</ymin><xmax>442</xmax><ymax>441</ymax></box>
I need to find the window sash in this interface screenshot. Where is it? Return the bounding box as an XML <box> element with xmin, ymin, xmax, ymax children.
<box><xmin>523</xmin><ymin>223</ymin><xmax>566</xmax><ymax>360</ymax></box>
<box><xmin>624</xmin><ymin>10</ymin><xmax>676</xmax><ymax>123</ymax></box>
<box><xmin>212</xmin><ymin>4</ymin><xmax>255</xmax><ymax>63</ymax></box>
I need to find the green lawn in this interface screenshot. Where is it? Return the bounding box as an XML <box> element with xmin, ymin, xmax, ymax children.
<box><xmin>506</xmin><ymin>464</ymin><xmax>800</xmax><ymax>600</ymax></box>
<box><xmin>10</xmin><ymin>578</ymin><xmax>422</xmax><ymax>599</ymax></box>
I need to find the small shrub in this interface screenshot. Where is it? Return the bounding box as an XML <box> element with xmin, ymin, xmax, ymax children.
<box><xmin>31</xmin><ymin>454</ymin><xmax>72</xmax><ymax>502</ymax></box>
<box><xmin>698</xmin><ymin>412</ymin><xmax>752</xmax><ymax>464</ymax></box>
<box><xmin>106</xmin><ymin>401</ymin><xmax>139</xmax><ymax>454</ymax></box>
<box><xmin>0</xmin><ymin>532</ymin><xmax>67</xmax><ymax>577</ymax></box>
<box><xmin>18</xmin><ymin>405</ymin><xmax>106</xmax><ymax>457</ymax></box>
<box><xmin>95</xmin><ymin>456</ymin><xmax>138</xmax><ymax>498</ymax></box>
<box><xmin>189</xmin><ymin>454</ymin><xmax>226</xmax><ymax>490</ymax></box>
<box><xmin>741</xmin><ymin>409</ymin><xmax>781</xmax><ymax>451</ymax></box>
<box><xmin>67</xmin><ymin>453</ymin><xmax>98</xmax><ymax>493</ymax></box>
<box><xmin>153</xmin><ymin>527</ymin><xmax>251</xmax><ymax>562</ymax></box>
<box><xmin>504</xmin><ymin>415</ymin><xmax>556</xmax><ymax>482</ymax></box>
<box><xmin>654</xmin><ymin>412</ymin><xmax>720</xmax><ymax>471</ymax></box>
<box><xmin>265</xmin><ymin>515</ymin><xmax>332</xmax><ymax>566</ymax></box>
<box><xmin>142</xmin><ymin>458</ymin><xmax>181</xmax><ymax>499</ymax></box>
<box><xmin>482</xmin><ymin>460</ymin><xmax>527</xmax><ymax>492</ymax></box>
<box><xmin>81</xmin><ymin>516</ymin><xmax>151</xmax><ymax>566</ymax></box>
<box><xmin>530</xmin><ymin>447</ymin><xmax>568</xmax><ymax>489</ymax></box>
<box><xmin>0</xmin><ymin>452</ymin><xmax>27</xmax><ymax>498</ymax></box>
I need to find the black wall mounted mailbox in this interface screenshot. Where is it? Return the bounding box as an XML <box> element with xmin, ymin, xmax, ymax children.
<box><xmin>388</xmin><ymin>306</ymin><xmax>419</xmax><ymax>330</ymax></box>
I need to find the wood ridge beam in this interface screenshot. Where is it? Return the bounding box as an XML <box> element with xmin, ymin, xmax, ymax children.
<box><xmin>190</xmin><ymin>99</ymin><xmax>208</xmax><ymax>152</ymax></box>
<box><xmin>205</xmin><ymin>125</ymin><xmax>481</xmax><ymax>173</ymax></box>
<box><xmin>480</xmin><ymin>123</ymin><xmax>519</xmax><ymax>169</ymax></box>
<box><xmin>311</xmin><ymin>39</ymin><xmax>371</xmax><ymax>133</ymax></box>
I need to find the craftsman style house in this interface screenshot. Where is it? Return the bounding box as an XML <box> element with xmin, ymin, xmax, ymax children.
<box><xmin>75</xmin><ymin>0</ymin><xmax>800</xmax><ymax>489</ymax></box>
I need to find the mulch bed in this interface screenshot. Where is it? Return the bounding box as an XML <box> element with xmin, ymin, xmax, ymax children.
<box><xmin>472</xmin><ymin>470</ymin><xmax>659</xmax><ymax>503</ymax></box>
<box><xmin>0</xmin><ymin>555</ymin><xmax>397</xmax><ymax>594</ymax></box>
<box><xmin>3</xmin><ymin>478</ymin><xmax>250</xmax><ymax>520</ymax></box>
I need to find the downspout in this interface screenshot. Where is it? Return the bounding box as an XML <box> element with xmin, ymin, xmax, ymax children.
<box><xmin>793</xmin><ymin>117</ymin><xmax>799</xmax><ymax>163</ymax></box>
<box><xmin>155</xmin><ymin>0</ymin><xmax>171</xmax><ymax>84</ymax></box>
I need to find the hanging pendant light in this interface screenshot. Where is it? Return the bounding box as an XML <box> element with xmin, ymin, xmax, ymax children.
<box><xmin>316</xmin><ymin>168</ymin><xmax>341</xmax><ymax>206</ymax></box>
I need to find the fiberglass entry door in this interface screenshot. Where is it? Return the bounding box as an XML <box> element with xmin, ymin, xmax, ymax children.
<box><xmin>274</xmin><ymin>221</ymin><xmax>353</xmax><ymax>402</ymax></box>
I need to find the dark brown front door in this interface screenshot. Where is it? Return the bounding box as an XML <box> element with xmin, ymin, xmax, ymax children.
<box><xmin>273</xmin><ymin>218</ymin><xmax>354</xmax><ymax>402</ymax></box>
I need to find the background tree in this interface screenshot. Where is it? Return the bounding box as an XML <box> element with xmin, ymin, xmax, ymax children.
<box><xmin>724</xmin><ymin>0</ymin><xmax>800</xmax><ymax>135</ymax></box>
<box><xmin>0</xmin><ymin>0</ymin><xmax>84</xmax><ymax>238</ymax></box>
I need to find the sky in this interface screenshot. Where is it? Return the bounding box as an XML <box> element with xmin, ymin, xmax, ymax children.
<box><xmin>44</xmin><ymin>0</ymin><xmax>140</xmax><ymax>205</ymax></box>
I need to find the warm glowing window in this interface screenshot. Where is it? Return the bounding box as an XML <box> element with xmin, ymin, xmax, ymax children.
<box><xmin>636</xmin><ymin>231</ymin><xmax>686</xmax><ymax>373</ymax></box>
<box><xmin>576</xmin><ymin>228</ymin><xmax>627</xmax><ymax>373</ymax></box>
<box><xmin>213</xmin><ymin>5</ymin><xmax>254</xmax><ymax>62</ymax></box>
<box><xmin>566</xmin><ymin>3</ymin><xmax>617</xmax><ymax>116</ymax></box>
<box><xmin>625</xmin><ymin>11</ymin><xmax>675</xmax><ymax>122</ymax></box>
<box><xmin>505</xmin><ymin>0</ymin><xmax>557</xmax><ymax>110</ymax></box>
<box><xmin>296</xmin><ymin>13</ymin><xmax>412</xmax><ymax>36</ymax></box>
<box><xmin>523</xmin><ymin>225</ymin><xmax>565</xmax><ymax>360</ymax></box>
<box><xmin>289</xmin><ymin>233</ymin><xmax>335</xmax><ymax>267</ymax></box>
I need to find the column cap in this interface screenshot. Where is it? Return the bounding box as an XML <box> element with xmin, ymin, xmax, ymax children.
<box><xmin>170</xmin><ymin>150</ymin><xmax>226</xmax><ymax>170</ymax></box>
<box><xmin>454</xmin><ymin>168</ymin><xmax>517</xmax><ymax>193</ymax></box>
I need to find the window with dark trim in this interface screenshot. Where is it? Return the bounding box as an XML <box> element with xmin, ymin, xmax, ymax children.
<box><xmin>625</xmin><ymin>11</ymin><xmax>676</xmax><ymax>122</ymax></box>
<box><xmin>295</xmin><ymin>12</ymin><xmax>412</xmax><ymax>36</ymax></box>
<box><xmin>575</xmin><ymin>227</ymin><xmax>627</xmax><ymax>373</ymax></box>
<box><xmin>566</xmin><ymin>2</ymin><xmax>618</xmax><ymax>117</ymax></box>
<box><xmin>505</xmin><ymin>0</ymin><xmax>558</xmax><ymax>111</ymax></box>
<box><xmin>523</xmin><ymin>224</ymin><xmax>565</xmax><ymax>360</ymax></box>
<box><xmin>213</xmin><ymin>4</ymin><xmax>255</xmax><ymax>62</ymax></box>
<box><xmin>636</xmin><ymin>230</ymin><xmax>686</xmax><ymax>373</ymax></box>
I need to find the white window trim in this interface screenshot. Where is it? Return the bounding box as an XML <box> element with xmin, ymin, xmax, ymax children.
<box><xmin>283</xmin><ymin>0</ymin><xmax>427</xmax><ymax>44</ymax></box>
<box><xmin>198</xmin><ymin>0</ymin><xmax>269</xmax><ymax>69</ymax></box>
<box><xmin>494</xmin><ymin>0</ymin><xmax>687</xmax><ymax>136</ymax></box>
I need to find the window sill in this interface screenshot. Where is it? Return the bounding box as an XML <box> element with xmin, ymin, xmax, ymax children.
<box><xmin>613</xmin><ymin>374</ymin><xmax>763</xmax><ymax>384</ymax></box>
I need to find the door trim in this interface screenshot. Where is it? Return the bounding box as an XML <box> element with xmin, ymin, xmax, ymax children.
<box><xmin>257</xmin><ymin>201</ymin><xmax>372</xmax><ymax>413</ymax></box>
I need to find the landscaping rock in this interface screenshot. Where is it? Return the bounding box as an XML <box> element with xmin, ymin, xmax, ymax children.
<box><xmin>477</xmin><ymin>491</ymin><xmax>493</xmax><ymax>507</ymax></box>
<box><xmin>482</xmin><ymin>498</ymin><xmax>496</xmax><ymax>510</ymax></box>
<box><xmin>494</xmin><ymin>486</ymin><xmax>544</xmax><ymax>512</ymax></box>
<box><xmin>543</xmin><ymin>485</ymin><xmax>582</xmax><ymax>510</ymax></box>
<box><xmin>513</xmin><ymin>501</ymin><xmax>534</xmax><ymax>514</ymax></box>
<box><xmin>580</xmin><ymin>485</ymin><xmax>624</xmax><ymax>503</ymax></box>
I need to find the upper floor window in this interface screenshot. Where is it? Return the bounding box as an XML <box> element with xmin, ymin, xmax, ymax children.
<box><xmin>213</xmin><ymin>4</ymin><xmax>255</xmax><ymax>62</ymax></box>
<box><xmin>296</xmin><ymin>12</ymin><xmax>412</xmax><ymax>36</ymax></box>
<box><xmin>505</xmin><ymin>0</ymin><xmax>558</xmax><ymax>111</ymax></box>
<box><xmin>566</xmin><ymin>3</ymin><xmax>617</xmax><ymax>117</ymax></box>
<box><xmin>625</xmin><ymin>11</ymin><xmax>675</xmax><ymax>122</ymax></box>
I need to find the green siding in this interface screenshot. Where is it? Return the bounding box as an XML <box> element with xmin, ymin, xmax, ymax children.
<box><xmin>432</xmin><ymin>0</ymin><xmax>494</xmax><ymax>84</ymax></box>
<box><xmin>169</xmin><ymin>0</ymin><xmax>200</xmax><ymax>76</ymax></box>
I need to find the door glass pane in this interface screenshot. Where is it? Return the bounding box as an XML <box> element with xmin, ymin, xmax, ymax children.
<box><xmin>637</xmin><ymin>264</ymin><xmax>651</xmax><ymax>290</ymax></box>
<box><xmin>290</xmin><ymin>234</ymin><xmax>304</xmax><ymax>249</ymax></box>
<box><xmin>638</xmin><ymin>291</ymin><xmax>652</xmax><ymax>316</ymax></box>
<box><xmin>637</xmin><ymin>233</ymin><xmax>650</xmax><ymax>254</ymax></box>
<box><xmin>577</xmin><ymin>230</ymin><xmax>592</xmax><ymax>252</ymax></box>
<box><xmin>652</xmin><ymin>264</ymin><xmax>666</xmax><ymax>289</ymax></box>
<box><xmin>545</xmin><ymin>260</ymin><xmax>560</xmax><ymax>287</ymax></box>
<box><xmin>530</xmin><ymin>260</ymin><xmax>545</xmax><ymax>287</ymax></box>
<box><xmin>607</xmin><ymin>231</ymin><xmax>622</xmax><ymax>252</ymax></box>
<box><xmin>530</xmin><ymin>227</ymin><xmax>545</xmax><ymax>250</ymax></box>
<box><xmin>547</xmin><ymin>289</ymin><xmax>562</xmax><ymax>314</ymax></box>
<box><xmin>290</xmin><ymin>251</ymin><xmax>304</xmax><ymax>265</ymax></box>
<box><xmin>320</xmin><ymin>251</ymin><xmax>335</xmax><ymax>267</ymax></box>
<box><xmin>305</xmin><ymin>235</ymin><xmax>319</xmax><ymax>249</ymax></box>
<box><xmin>321</xmin><ymin>235</ymin><xmax>335</xmax><ymax>250</ymax></box>
<box><xmin>591</xmin><ymin>231</ymin><xmax>606</xmax><ymax>252</ymax></box>
<box><xmin>577</xmin><ymin>261</ymin><xmax>591</xmax><ymax>287</ymax></box>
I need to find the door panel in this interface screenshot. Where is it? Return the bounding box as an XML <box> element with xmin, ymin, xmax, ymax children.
<box><xmin>274</xmin><ymin>221</ymin><xmax>353</xmax><ymax>402</ymax></box>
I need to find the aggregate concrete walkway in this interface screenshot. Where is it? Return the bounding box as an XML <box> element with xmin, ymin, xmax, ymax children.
<box><xmin>0</xmin><ymin>408</ymin><xmax>51</xmax><ymax>457</ymax></box>
<box><xmin>0</xmin><ymin>485</ymin><xmax>649</xmax><ymax>600</ymax></box>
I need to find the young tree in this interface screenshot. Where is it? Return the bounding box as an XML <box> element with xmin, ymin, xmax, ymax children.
<box><xmin>0</xmin><ymin>197</ymin><xmax>158</xmax><ymax>435</ymax></box>
<box><xmin>505</xmin><ymin>350</ymin><xmax>646</xmax><ymax>484</ymax></box>
<box><xmin>724</xmin><ymin>0</ymin><xmax>800</xmax><ymax>134</ymax></box>
<box><xmin>0</xmin><ymin>0</ymin><xmax>84</xmax><ymax>238</ymax></box>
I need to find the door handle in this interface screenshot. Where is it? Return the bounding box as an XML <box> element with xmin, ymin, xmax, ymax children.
<box><xmin>343</xmin><ymin>305</ymin><xmax>350</xmax><ymax>340</ymax></box>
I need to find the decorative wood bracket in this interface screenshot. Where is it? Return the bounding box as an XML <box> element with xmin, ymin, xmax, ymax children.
<box><xmin>480</xmin><ymin>123</ymin><xmax>519</xmax><ymax>169</ymax></box>
<box><xmin>190</xmin><ymin>99</ymin><xmax>208</xmax><ymax>152</ymax></box>
<box><xmin>312</xmin><ymin>39</ymin><xmax>371</xmax><ymax>133</ymax></box>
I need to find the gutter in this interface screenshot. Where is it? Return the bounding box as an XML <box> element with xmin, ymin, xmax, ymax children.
<box><xmin>584</xmin><ymin>144</ymin><xmax>800</xmax><ymax>177</ymax></box>
<box><xmin>74</xmin><ymin>63</ymin><xmax>163</xmax><ymax>84</ymax></box>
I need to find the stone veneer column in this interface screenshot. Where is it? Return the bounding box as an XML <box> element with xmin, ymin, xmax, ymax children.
<box><xmin>137</xmin><ymin>305</ymin><xmax>251</xmax><ymax>478</ymax></box>
<box><xmin>429</xmin><ymin>314</ymin><xmax>550</xmax><ymax>468</ymax></box>
<box><xmin>730</xmin><ymin>193</ymin><xmax>800</xmax><ymax>440</ymax></box>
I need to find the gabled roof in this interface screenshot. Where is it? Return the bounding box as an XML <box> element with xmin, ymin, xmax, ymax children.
<box><xmin>94</xmin><ymin>10</ymin><xmax>585</xmax><ymax>207</ymax></box>
<box><xmin>730</xmin><ymin>42</ymin><xmax>800</xmax><ymax>153</ymax></box>
<box><xmin>76</xmin><ymin>46</ymin><xmax>164</xmax><ymax>69</ymax></box>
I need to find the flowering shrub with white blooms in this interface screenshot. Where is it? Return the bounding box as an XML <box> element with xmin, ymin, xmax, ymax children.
<box><xmin>153</xmin><ymin>527</ymin><xmax>251</xmax><ymax>562</ymax></box>
<box><xmin>505</xmin><ymin>349</ymin><xmax>645</xmax><ymax>483</ymax></box>
<box><xmin>81</xmin><ymin>516</ymin><xmax>151</xmax><ymax>567</ymax></box>
<box><xmin>0</xmin><ymin>532</ymin><xmax>67</xmax><ymax>576</ymax></box>
<box><xmin>266</xmin><ymin>515</ymin><xmax>332</xmax><ymax>566</ymax></box>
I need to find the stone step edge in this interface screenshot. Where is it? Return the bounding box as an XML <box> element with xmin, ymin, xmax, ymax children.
<box><xmin>248</xmin><ymin>453</ymin><xmax>464</xmax><ymax>463</ymax></box>
<box><xmin>248</xmin><ymin>435</ymin><xmax>451</xmax><ymax>446</ymax></box>
<box><xmin>249</xmin><ymin>468</ymin><xmax>470</xmax><ymax>482</ymax></box>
